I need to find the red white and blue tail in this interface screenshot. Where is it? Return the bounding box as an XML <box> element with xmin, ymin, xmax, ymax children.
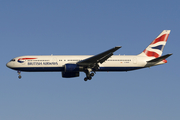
<box><xmin>138</xmin><ymin>30</ymin><xmax>171</xmax><ymax>58</ymax></box>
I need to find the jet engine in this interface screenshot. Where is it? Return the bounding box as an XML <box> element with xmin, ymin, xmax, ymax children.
<box><xmin>62</xmin><ymin>64</ymin><xmax>83</xmax><ymax>78</ymax></box>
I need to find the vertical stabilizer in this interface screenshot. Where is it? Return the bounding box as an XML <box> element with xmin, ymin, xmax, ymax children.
<box><xmin>138</xmin><ymin>30</ymin><xmax>171</xmax><ymax>58</ymax></box>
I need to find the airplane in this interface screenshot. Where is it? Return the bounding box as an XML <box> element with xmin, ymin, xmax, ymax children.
<box><xmin>6</xmin><ymin>30</ymin><xmax>172</xmax><ymax>81</ymax></box>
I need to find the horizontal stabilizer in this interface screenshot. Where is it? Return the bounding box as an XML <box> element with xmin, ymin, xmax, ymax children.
<box><xmin>145</xmin><ymin>53</ymin><xmax>172</xmax><ymax>67</ymax></box>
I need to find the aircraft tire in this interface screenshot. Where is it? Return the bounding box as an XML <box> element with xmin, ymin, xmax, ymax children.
<box><xmin>18</xmin><ymin>75</ymin><xmax>22</xmax><ymax>79</ymax></box>
<box><xmin>84</xmin><ymin>77</ymin><xmax>88</xmax><ymax>81</ymax></box>
<box><xmin>90</xmin><ymin>73</ymin><xmax>94</xmax><ymax>76</ymax></box>
<box><xmin>88</xmin><ymin>76</ymin><xmax>92</xmax><ymax>80</ymax></box>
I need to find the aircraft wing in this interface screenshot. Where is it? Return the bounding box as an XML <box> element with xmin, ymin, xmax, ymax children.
<box><xmin>77</xmin><ymin>46</ymin><xmax>121</xmax><ymax>67</ymax></box>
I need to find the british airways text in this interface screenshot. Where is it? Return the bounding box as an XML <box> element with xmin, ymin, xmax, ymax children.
<box><xmin>28</xmin><ymin>62</ymin><xmax>58</xmax><ymax>65</ymax></box>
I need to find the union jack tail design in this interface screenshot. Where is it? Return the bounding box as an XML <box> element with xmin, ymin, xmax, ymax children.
<box><xmin>138</xmin><ymin>30</ymin><xmax>171</xmax><ymax>58</ymax></box>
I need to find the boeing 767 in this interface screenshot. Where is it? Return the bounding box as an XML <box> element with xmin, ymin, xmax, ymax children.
<box><xmin>6</xmin><ymin>30</ymin><xmax>172</xmax><ymax>81</ymax></box>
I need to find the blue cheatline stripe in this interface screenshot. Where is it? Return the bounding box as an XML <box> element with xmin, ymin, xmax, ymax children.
<box><xmin>11</xmin><ymin>67</ymin><xmax>144</xmax><ymax>72</ymax></box>
<box><xmin>151</xmin><ymin>45</ymin><xmax>163</xmax><ymax>51</ymax></box>
<box><xmin>98</xmin><ymin>67</ymin><xmax>143</xmax><ymax>71</ymax></box>
<box><xmin>11</xmin><ymin>67</ymin><xmax>64</xmax><ymax>72</ymax></box>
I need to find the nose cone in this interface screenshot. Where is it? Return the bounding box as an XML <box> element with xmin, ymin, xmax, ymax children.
<box><xmin>6</xmin><ymin>62</ymin><xmax>12</xmax><ymax>68</ymax></box>
<box><xmin>6</xmin><ymin>62</ymin><xmax>10</xmax><ymax>68</ymax></box>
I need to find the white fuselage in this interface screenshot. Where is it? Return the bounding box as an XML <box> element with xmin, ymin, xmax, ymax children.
<box><xmin>6</xmin><ymin>55</ymin><xmax>163</xmax><ymax>72</ymax></box>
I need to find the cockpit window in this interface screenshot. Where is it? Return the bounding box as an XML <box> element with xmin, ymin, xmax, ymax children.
<box><xmin>10</xmin><ymin>59</ymin><xmax>15</xmax><ymax>62</ymax></box>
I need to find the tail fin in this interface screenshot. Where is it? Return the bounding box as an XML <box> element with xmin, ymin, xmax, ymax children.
<box><xmin>138</xmin><ymin>30</ymin><xmax>171</xmax><ymax>58</ymax></box>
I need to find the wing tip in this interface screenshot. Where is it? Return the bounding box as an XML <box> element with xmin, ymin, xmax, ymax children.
<box><xmin>115</xmin><ymin>46</ymin><xmax>122</xmax><ymax>49</ymax></box>
<box><xmin>166</xmin><ymin>53</ymin><xmax>173</xmax><ymax>57</ymax></box>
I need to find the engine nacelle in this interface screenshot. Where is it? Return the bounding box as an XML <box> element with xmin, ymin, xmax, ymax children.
<box><xmin>64</xmin><ymin>64</ymin><xmax>80</xmax><ymax>72</ymax></box>
<box><xmin>62</xmin><ymin>71</ymin><xmax>79</xmax><ymax>78</ymax></box>
<box><xmin>62</xmin><ymin>64</ymin><xmax>83</xmax><ymax>78</ymax></box>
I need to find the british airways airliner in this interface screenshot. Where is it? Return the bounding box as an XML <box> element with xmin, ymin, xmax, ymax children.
<box><xmin>6</xmin><ymin>30</ymin><xmax>172</xmax><ymax>81</ymax></box>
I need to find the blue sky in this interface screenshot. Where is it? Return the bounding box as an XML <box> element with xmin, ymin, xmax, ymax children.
<box><xmin>0</xmin><ymin>0</ymin><xmax>179</xmax><ymax>120</ymax></box>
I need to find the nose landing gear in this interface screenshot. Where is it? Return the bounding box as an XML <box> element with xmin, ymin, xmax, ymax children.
<box><xmin>17</xmin><ymin>71</ymin><xmax>22</xmax><ymax>79</ymax></box>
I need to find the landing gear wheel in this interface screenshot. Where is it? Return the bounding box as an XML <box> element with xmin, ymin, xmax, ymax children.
<box><xmin>88</xmin><ymin>76</ymin><xmax>92</xmax><ymax>80</ymax></box>
<box><xmin>84</xmin><ymin>77</ymin><xmax>88</xmax><ymax>81</ymax></box>
<box><xmin>17</xmin><ymin>71</ymin><xmax>22</xmax><ymax>79</ymax></box>
<box><xmin>90</xmin><ymin>73</ymin><xmax>94</xmax><ymax>77</ymax></box>
<box><xmin>18</xmin><ymin>75</ymin><xmax>22</xmax><ymax>79</ymax></box>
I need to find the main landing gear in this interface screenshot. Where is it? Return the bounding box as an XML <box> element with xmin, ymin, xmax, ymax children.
<box><xmin>17</xmin><ymin>71</ymin><xmax>22</xmax><ymax>79</ymax></box>
<box><xmin>84</xmin><ymin>68</ymin><xmax>95</xmax><ymax>81</ymax></box>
